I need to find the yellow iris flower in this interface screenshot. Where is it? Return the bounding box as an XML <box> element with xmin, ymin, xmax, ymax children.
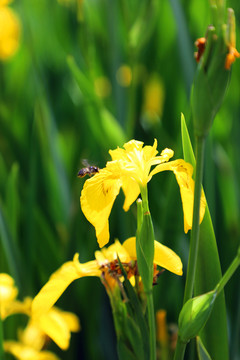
<box><xmin>4</xmin><ymin>320</ymin><xmax>61</xmax><ymax>360</ymax></box>
<box><xmin>80</xmin><ymin>139</ymin><xmax>206</xmax><ymax>248</ymax></box>
<box><xmin>0</xmin><ymin>0</ymin><xmax>21</xmax><ymax>60</ymax></box>
<box><xmin>32</xmin><ymin>237</ymin><xmax>182</xmax><ymax>320</ymax></box>
<box><xmin>1</xmin><ymin>273</ymin><xmax>80</xmax><ymax>352</ymax></box>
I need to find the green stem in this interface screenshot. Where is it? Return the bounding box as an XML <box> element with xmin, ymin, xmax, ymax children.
<box><xmin>147</xmin><ymin>291</ymin><xmax>156</xmax><ymax>360</ymax></box>
<box><xmin>0</xmin><ymin>316</ymin><xmax>4</xmax><ymax>360</ymax></box>
<box><xmin>174</xmin><ymin>135</ymin><xmax>206</xmax><ymax>360</ymax></box>
<box><xmin>215</xmin><ymin>247</ymin><xmax>240</xmax><ymax>295</ymax></box>
<box><xmin>173</xmin><ymin>339</ymin><xmax>186</xmax><ymax>360</ymax></box>
<box><xmin>183</xmin><ymin>135</ymin><xmax>206</xmax><ymax>304</ymax></box>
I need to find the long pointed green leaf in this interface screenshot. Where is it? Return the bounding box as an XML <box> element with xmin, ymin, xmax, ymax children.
<box><xmin>196</xmin><ymin>336</ymin><xmax>213</xmax><ymax>360</ymax></box>
<box><xmin>0</xmin><ymin>208</ymin><xmax>22</xmax><ymax>290</ymax></box>
<box><xmin>181</xmin><ymin>113</ymin><xmax>228</xmax><ymax>360</ymax></box>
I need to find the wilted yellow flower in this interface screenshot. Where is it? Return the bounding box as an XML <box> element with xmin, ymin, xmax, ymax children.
<box><xmin>80</xmin><ymin>139</ymin><xmax>206</xmax><ymax>247</ymax></box>
<box><xmin>0</xmin><ymin>0</ymin><xmax>21</xmax><ymax>60</ymax></box>
<box><xmin>32</xmin><ymin>237</ymin><xmax>182</xmax><ymax>319</ymax></box>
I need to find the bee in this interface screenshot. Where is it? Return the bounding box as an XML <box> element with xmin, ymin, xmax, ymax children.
<box><xmin>77</xmin><ymin>160</ymin><xmax>99</xmax><ymax>178</ymax></box>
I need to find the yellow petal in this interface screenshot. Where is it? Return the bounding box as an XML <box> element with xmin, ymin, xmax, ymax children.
<box><xmin>32</xmin><ymin>256</ymin><xmax>100</xmax><ymax>319</ymax></box>
<box><xmin>0</xmin><ymin>1</ymin><xmax>13</xmax><ymax>6</ymax></box>
<box><xmin>149</xmin><ymin>159</ymin><xmax>206</xmax><ymax>232</ymax></box>
<box><xmin>55</xmin><ymin>309</ymin><xmax>80</xmax><ymax>332</ymax></box>
<box><xmin>38</xmin><ymin>310</ymin><xmax>72</xmax><ymax>350</ymax></box>
<box><xmin>0</xmin><ymin>273</ymin><xmax>18</xmax><ymax>302</ymax></box>
<box><xmin>19</xmin><ymin>321</ymin><xmax>46</xmax><ymax>351</ymax></box>
<box><xmin>0</xmin><ymin>6</ymin><xmax>20</xmax><ymax>60</ymax></box>
<box><xmin>80</xmin><ymin>168</ymin><xmax>122</xmax><ymax>247</ymax></box>
<box><xmin>123</xmin><ymin>237</ymin><xmax>183</xmax><ymax>276</ymax></box>
<box><xmin>4</xmin><ymin>341</ymin><xmax>60</xmax><ymax>360</ymax></box>
<box><xmin>95</xmin><ymin>240</ymin><xmax>131</xmax><ymax>265</ymax></box>
<box><xmin>153</xmin><ymin>241</ymin><xmax>183</xmax><ymax>276</ymax></box>
<box><xmin>2</xmin><ymin>297</ymin><xmax>31</xmax><ymax>319</ymax></box>
<box><xmin>121</xmin><ymin>176</ymin><xmax>140</xmax><ymax>211</ymax></box>
<box><xmin>32</xmin><ymin>260</ymin><xmax>82</xmax><ymax>318</ymax></box>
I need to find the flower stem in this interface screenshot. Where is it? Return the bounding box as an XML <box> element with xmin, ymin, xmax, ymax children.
<box><xmin>147</xmin><ymin>291</ymin><xmax>156</xmax><ymax>360</ymax></box>
<box><xmin>215</xmin><ymin>247</ymin><xmax>240</xmax><ymax>295</ymax></box>
<box><xmin>174</xmin><ymin>135</ymin><xmax>206</xmax><ymax>360</ymax></box>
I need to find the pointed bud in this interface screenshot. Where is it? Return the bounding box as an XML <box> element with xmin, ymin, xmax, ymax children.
<box><xmin>178</xmin><ymin>290</ymin><xmax>217</xmax><ymax>343</ymax></box>
<box><xmin>191</xmin><ymin>8</ymin><xmax>239</xmax><ymax>138</ymax></box>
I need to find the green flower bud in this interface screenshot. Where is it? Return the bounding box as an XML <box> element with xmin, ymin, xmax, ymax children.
<box><xmin>191</xmin><ymin>8</ymin><xmax>239</xmax><ymax>138</ymax></box>
<box><xmin>191</xmin><ymin>26</ymin><xmax>230</xmax><ymax>138</ymax></box>
<box><xmin>178</xmin><ymin>290</ymin><xmax>217</xmax><ymax>343</ymax></box>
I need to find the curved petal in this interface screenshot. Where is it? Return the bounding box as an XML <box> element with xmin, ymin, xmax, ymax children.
<box><xmin>32</xmin><ymin>259</ymin><xmax>83</xmax><ymax>319</ymax></box>
<box><xmin>38</xmin><ymin>309</ymin><xmax>73</xmax><ymax>350</ymax></box>
<box><xmin>80</xmin><ymin>168</ymin><xmax>122</xmax><ymax>247</ymax></box>
<box><xmin>32</xmin><ymin>256</ymin><xmax>101</xmax><ymax>319</ymax></box>
<box><xmin>149</xmin><ymin>159</ymin><xmax>206</xmax><ymax>232</ymax></box>
<box><xmin>121</xmin><ymin>176</ymin><xmax>140</xmax><ymax>211</ymax></box>
<box><xmin>154</xmin><ymin>241</ymin><xmax>183</xmax><ymax>276</ymax></box>
<box><xmin>56</xmin><ymin>310</ymin><xmax>80</xmax><ymax>332</ymax></box>
<box><xmin>123</xmin><ymin>237</ymin><xmax>183</xmax><ymax>276</ymax></box>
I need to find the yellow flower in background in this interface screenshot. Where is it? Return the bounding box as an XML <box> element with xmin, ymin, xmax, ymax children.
<box><xmin>80</xmin><ymin>139</ymin><xmax>206</xmax><ymax>247</ymax></box>
<box><xmin>0</xmin><ymin>0</ymin><xmax>21</xmax><ymax>60</ymax></box>
<box><xmin>32</xmin><ymin>237</ymin><xmax>182</xmax><ymax>319</ymax></box>
<box><xmin>116</xmin><ymin>64</ymin><xmax>132</xmax><ymax>87</ymax></box>
<box><xmin>0</xmin><ymin>273</ymin><xmax>18</xmax><ymax>318</ymax></box>
<box><xmin>4</xmin><ymin>320</ymin><xmax>61</xmax><ymax>360</ymax></box>
<box><xmin>0</xmin><ymin>273</ymin><xmax>80</xmax><ymax>352</ymax></box>
<box><xmin>142</xmin><ymin>75</ymin><xmax>165</xmax><ymax>126</ymax></box>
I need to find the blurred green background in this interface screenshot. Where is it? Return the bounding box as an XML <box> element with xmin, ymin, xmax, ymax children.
<box><xmin>1</xmin><ymin>0</ymin><xmax>240</xmax><ymax>359</ymax></box>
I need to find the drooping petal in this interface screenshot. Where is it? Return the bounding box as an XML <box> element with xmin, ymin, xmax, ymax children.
<box><xmin>149</xmin><ymin>159</ymin><xmax>206</xmax><ymax>232</ymax></box>
<box><xmin>57</xmin><ymin>309</ymin><xmax>80</xmax><ymax>332</ymax></box>
<box><xmin>38</xmin><ymin>310</ymin><xmax>72</xmax><ymax>350</ymax></box>
<box><xmin>153</xmin><ymin>241</ymin><xmax>183</xmax><ymax>276</ymax></box>
<box><xmin>80</xmin><ymin>168</ymin><xmax>122</xmax><ymax>247</ymax></box>
<box><xmin>32</xmin><ymin>256</ymin><xmax>99</xmax><ymax>319</ymax></box>
<box><xmin>121</xmin><ymin>176</ymin><xmax>140</xmax><ymax>211</ymax></box>
<box><xmin>123</xmin><ymin>237</ymin><xmax>183</xmax><ymax>275</ymax></box>
<box><xmin>32</xmin><ymin>261</ymin><xmax>81</xmax><ymax>319</ymax></box>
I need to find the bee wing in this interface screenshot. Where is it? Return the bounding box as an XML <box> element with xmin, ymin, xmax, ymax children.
<box><xmin>82</xmin><ymin>159</ymin><xmax>90</xmax><ymax>167</ymax></box>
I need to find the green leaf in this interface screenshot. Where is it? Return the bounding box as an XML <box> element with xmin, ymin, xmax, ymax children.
<box><xmin>0</xmin><ymin>208</ymin><xmax>22</xmax><ymax>290</ymax></box>
<box><xmin>67</xmin><ymin>56</ymin><xmax>126</xmax><ymax>148</ymax></box>
<box><xmin>5</xmin><ymin>163</ymin><xmax>20</xmax><ymax>242</ymax></box>
<box><xmin>181</xmin><ymin>113</ymin><xmax>229</xmax><ymax>360</ymax></box>
<box><xmin>196</xmin><ymin>336</ymin><xmax>213</xmax><ymax>360</ymax></box>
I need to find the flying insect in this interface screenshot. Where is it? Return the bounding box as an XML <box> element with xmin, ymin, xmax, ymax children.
<box><xmin>78</xmin><ymin>159</ymin><xmax>99</xmax><ymax>178</ymax></box>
